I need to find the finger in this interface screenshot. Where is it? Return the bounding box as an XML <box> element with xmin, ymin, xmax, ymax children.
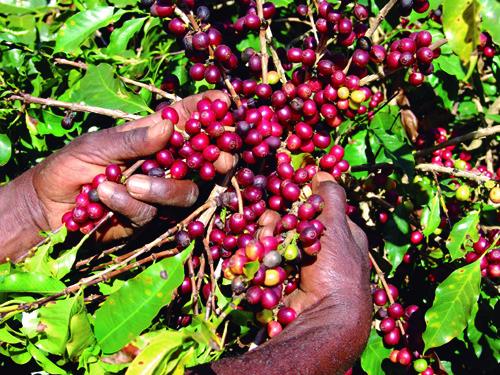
<box><xmin>126</xmin><ymin>175</ymin><xmax>199</xmax><ymax>207</ymax></box>
<box><xmin>214</xmin><ymin>152</ymin><xmax>236</xmax><ymax>174</ymax></box>
<box><xmin>258</xmin><ymin>209</ymin><xmax>281</xmax><ymax>239</ymax></box>
<box><xmin>97</xmin><ymin>181</ymin><xmax>157</xmax><ymax>227</ymax></box>
<box><xmin>86</xmin><ymin>118</ymin><xmax>173</xmax><ymax>162</ymax></box>
<box><xmin>312</xmin><ymin>172</ymin><xmax>349</xmax><ymax>229</ymax></box>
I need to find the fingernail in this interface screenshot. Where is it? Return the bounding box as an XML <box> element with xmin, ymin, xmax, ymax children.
<box><xmin>97</xmin><ymin>181</ymin><xmax>114</xmax><ymax>199</ymax></box>
<box><xmin>312</xmin><ymin>172</ymin><xmax>335</xmax><ymax>191</ymax></box>
<box><xmin>148</xmin><ymin>121</ymin><xmax>167</xmax><ymax>138</ymax></box>
<box><xmin>127</xmin><ymin>175</ymin><xmax>151</xmax><ymax>195</ymax></box>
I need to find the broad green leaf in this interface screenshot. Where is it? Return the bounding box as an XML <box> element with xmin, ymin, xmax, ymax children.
<box><xmin>0</xmin><ymin>272</ymin><xmax>65</xmax><ymax>294</ymax></box>
<box><xmin>105</xmin><ymin>17</ymin><xmax>147</xmax><ymax>55</ymax></box>
<box><xmin>422</xmin><ymin>261</ymin><xmax>481</xmax><ymax>351</ymax></box>
<box><xmin>465</xmin><ymin>301</ymin><xmax>482</xmax><ymax>358</ymax></box>
<box><xmin>344</xmin><ymin>130</ymin><xmax>368</xmax><ymax>178</ymax></box>
<box><xmin>0</xmin><ymin>0</ymin><xmax>48</xmax><ymax>14</ymax></box>
<box><xmin>94</xmin><ymin>245</ymin><xmax>192</xmax><ymax>354</ymax></box>
<box><xmin>243</xmin><ymin>260</ymin><xmax>260</xmax><ymax>279</ymax></box>
<box><xmin>24</xmin><ymin>226</ymin><xmax>68</xmax><ymax>276</ymax></box>
<box><xmin>54</xmin><ymin>7</ymin><xmax>122</xmax><ymax>55</ymax></box>
<box><xmin>37</xmin><ymin>297</ymin><xmax>79</xmax><ymax>355</ymax></box>
<box><xmin>290</xmin><ymin>152</ymin><xmax>308</xmax><ymax>170</ymax></box>
<box><xmin>384</xmin><ymin>211</ymin><xmax>411</xmax><ymax>275</ymax></box>
<box><xmin>480</xmin><ymin>0</ymin><xmax>500</xmax><ymax>45</ymax></box>
<box><xmin>272</xmin><ymin>0</ymin><xmax>294</xmax><ymax>7</ymax></box>
<box><xmin>236</xmin><ymin>33</ymin><xmax>260</xmax><ymax>51</ymax></box>
<box><xmin>360</xmin><ymin>329</ymin><xmax>391</xmax><ymax>375</ymax></box>
<box><xmin>0</xmin><ymin>326</ymin><xmax>23</xmax><ymax>344</ymax></box>
<box><xmin>0</xmin><ymin>133</ymin><xmax>12</xmax><ymax>166</ymax></box>
<box><xmin>71</xmin><ymin>63</ymin><xmax>151</xmax><ymax>114</ymax></box>
<box><xmin>126</xmin><ymin>330</ymin><xmax>185</xmax><ymax>375</ymax></box>
<box><xmin>446</xmin><ymin>211</ymin><xmax>479</xmax><ymax>260</ymax></box>
<box><xmin>442</xmin><ymin>0</ymin><xmax>480</xmax><ymax>62</ymax></box>
<box><xmin>27</xmin><ymin>342</ymin><xmax>66</xmax><ymax>374</ymax></box>
<box><xmin>421</xmin><ymin>194</ymin><xmax>441</xmax><ymax>236</ymax></box>
<box><xmin>434</xmin><ymin>54</ymin><xmax>466</xmax><ymax>80</ymax></box>
<box><xmin>66</xmin><ymin>297</ymin><xmax>95</xmax><ymax>360</ymax></box>
<box><xmin>372</xmin><ymin>128</ymin><xmax>414</xmax><ymax>178</ymax></box>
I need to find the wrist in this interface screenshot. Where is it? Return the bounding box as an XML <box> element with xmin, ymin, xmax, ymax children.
<box><xmin>0</xmin><ymin>168</ymin><xmax>49</xmax><ymax>262</ymax></box>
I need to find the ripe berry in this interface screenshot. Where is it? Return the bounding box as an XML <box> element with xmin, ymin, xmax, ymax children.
<box><xmin>410</xmin><ymin>230</ymin><xmax>424</xmax><ymax>245</ymax></box>
<box><xmin>277</xmin><ymin>307</ymin><xmax>297</xmax><ymax>325</ymax></box>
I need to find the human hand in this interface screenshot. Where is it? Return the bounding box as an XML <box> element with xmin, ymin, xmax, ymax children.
<box><xmin>0</xmin><ymin>91</ymin><xmax>232</xmax><ymax>261</ymax></box>
<box><xmin>195</xmin><ymin>172</ymin><xmax>372</xmax><ymax>375</ymax></box>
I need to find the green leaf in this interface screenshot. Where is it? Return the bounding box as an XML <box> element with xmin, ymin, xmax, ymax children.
<box><xmin>272</xmin><ymin>0</ymin><xmax>294</xmax><ymax>7</ymax></box>
<box><xmin>126</xmin><ymin>330</ymin><xmax>185</xmax><ymax>375</ymax></box>
<box><xmin>465</xmin><ymin>301</ymin><xmax>483</xmax><ymax>358</ymax></box>
<box><xmin>0</xmin><ymin>326</ymin><xmax>23</xmax><ymax>344</ymax></box>
<box><xmin>0</xmin><ymin>133</ymin><xmax>12</xmax><ymax>166</ymax></box>
<box><xmin>372</xmin><ymin>128</ymin><xmax>415</xmax><ymax>177</ymax></box>
<box><xmin>480</xmin><ymin>0</ymin><xmax>500</xmax><ymax>45</ymax></box>
<box><xmin>54</xmin><ymin>7</ymin><xmax>122</xmax><ymax>55</ymax></box>
<box><xmin>243</xmin><ymin>260</ymin><xmax>260</xmax><ymax>279</ymax></box>
<box><xmin>105</xmin><ymin>17</ymin><xmax>147</xmax><ymax>55</ymax></box>
<box><xmin>27</xmin><ymin>342</ymin><xmax>66</xmax><ymax>374</ymax></box>
<box><xmin>236</xmin><ymin>33</ymin><xmax>260</xmax><ymax>51</ymax></box>
<box><xmin>434</xmin><ymin>54</ymin><xmax>466</xmax><ymax>80</ymax></box>
<box><xmin>290</xmin><ymin>152</ymin><xmax>308</xmax><ymax>170</ymax></box>
<box><xmin>71</xmin><ymin>63</ymin><xmax>150</xmax><ymax>114</ymax></box>
<box><xmin>0</xmin><ymin>272</ymin><xmax>65</xmax><ymax>294</ymax></box>
<box><xmin>24</xmin><ymin>226</ymin><xmax>68</xmax><ymax>277</ymax></box>
<box><xmin>422</xmin><ymin>260</ymin><xmax>481</xmax><ymax>351</ymax></box>
<box><xmin>446</xmin><ymin>211</ymin><xmax>479</xmax><ymax>260</ymax></box>
<box><xmin>442</xmin><ymin>0</ymin><xmax>480</xmax><ymax>62</ymax></box>
<box><xmin>344</xmin><ymin>130</ymin><xmax>368</xmax><ymax>178</ymax></box>
<box><xmin>94</xmin><ymin>245</ymin><xmax>193</xmax><ymax>354</ymax></box>
<box><xmin>67</xmin><ymin>296</ymin><xmax>95</xmax><ymax>360</ymax></box>
<box><xmin>36</xmin><ymin>297</ymin><xmax>77</xmax><ymax>355</ymax></box>
<box><xmin>360</xmin><ymin>329</ymin><xmax>391</xmax><ymax>375</ymax></box>
<box><xmin>421</xmin><ymin>194</ymin><xmax>441</xmax><ymax>236</ymax></box>
<box><xmin>0</xmin><ymin>0</ymin><xmax>48</xmax><ymax>14</ymax></box>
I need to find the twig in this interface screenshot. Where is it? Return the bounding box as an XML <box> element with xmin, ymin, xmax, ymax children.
<box><xmin>188</xmin><ymin>256</ymin><xmax>199</xmax><ymax>315</ymax></box>
<box><xmin>256</xmin><ymin>0</ymin><xmax>269</xmax><ymax>83</ymax></box>
<box><xmin>415</xmin><ymin>163</ymin><xmax>493</xmax><ymax>183</ymax></box>
<box><xmin>430</xmin><ymin>171</ymin><xmax>451</xmax><ymax>229</ymax></box>
<box><xmin>307</xmin><ymin>9</ymin><xmax>319</xmax><ymax>44</ymax></box>
<box><xmin>231</xmin><ymin>177</ymin><xmax>244</xmax><ymax>215</ymax></box>
<box><xmin>415</xmin><ymin>125</ymin><xmax>500</xmax><ymax>157</ymax></box>
<box><xmin>204</xmin><ymin>216</ymin><xmax>217</xmax><ymax>317</ymax></box>
<box><xmin>75</xmin><ymin>243</ymin><xmax>126</xmax><ymax>269</ymax></box>
<box><xmin>54</xmin><ymin>58</ymin><xmax>180</xmax><ymax>101</ymax></box>
<box><xmin>366</xmin><ymin>0</ymin><xmax>399</xmax><ymax>38</ymax></box>
<box><xmin>368</xmin><ymin>252</ymin><xmax>406</xmax><ymax>335</ymax></box>
<box><xmin>264</xmin><ymin>25</ymin><xmax>287</xmax><ymax>84</ymax></box>
<box><xmin>9</xmin><ymin>93</ymin><xmax>141</xmax><ymax>121</ymax></box>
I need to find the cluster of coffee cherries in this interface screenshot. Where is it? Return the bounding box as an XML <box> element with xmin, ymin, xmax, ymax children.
<box><xmin>61</xmin><ymin>166</ymin><xmax>121</xmax><ymax>233</ymax></box>
<box><xmin>383</xmin><ymin>31</ymin><xmax>438</xmax><ymax>86</ymax></box>
<box><xmin>479</xmin><ymin>32</ymin><xmax>496</xmax><ymax>60</ymax></box>
<box><xmin>465</xmin><ymin>235</ymin><xmax>500</xmax><ymax>280</ymax></box>
<box><xmin>399</xmin><ymin>0</ymin><xmax>430</xmax><ymax>17</ymax></box>
<box><xmin>373</xmin><ymin>285</ymin><xmax>435</xmax><ymax>374</ymax></box>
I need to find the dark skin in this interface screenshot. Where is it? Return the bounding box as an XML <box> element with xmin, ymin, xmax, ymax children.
<box><xmin>0</xmin><ymin>91</ymin><xmax>371</xmax><ymax>374</ymax></box>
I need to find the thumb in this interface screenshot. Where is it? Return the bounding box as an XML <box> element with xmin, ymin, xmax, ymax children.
<box><xmin>311</xmin><ymin>172</ymin><xmax>348</xmax><ymax>229</ymax></box>
<box><xmin>89</xmin><ymin>116</ymin><xmax>173</xmax><ymax>163</ymax></box>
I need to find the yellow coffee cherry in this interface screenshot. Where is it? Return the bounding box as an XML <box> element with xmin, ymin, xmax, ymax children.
<box><xmin>264</xmin><ymin>269</ymin><xmax>280</xmax><ymax>286</ymax></box>
<box><xmin>350</xmin><ymin>90</ymin><xmax>366</xmax><ymax>103</ymax></box>
<box><xmin>338</xmin><ymin>86</ymin><xmax>350</xmax><ymax>99</ymax></box>
<box><xmin>349</xmin><ymin>100</ymin><xmax>360</xmax><ymax>110</ymax></box>
<box><xmin>267</xmin><ymin>71</ymin><xmax>280</xmax><ymax>85</ymax></box>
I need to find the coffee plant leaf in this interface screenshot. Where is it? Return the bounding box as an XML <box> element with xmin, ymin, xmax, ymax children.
<box><xmin>442</xmin><ymin>0</ymin><xmax>480</xmax><ymax>62</ymax></box>
<box><xmin>344</xmin><ymin>130</ymin><xmax>368</xmax><ymax>179</ymax></box>
<box><xmin>446</xmin><ymin>211</ymin><xmax>479</xmax><ymax>260</ymax></box>
<box><xmin>36</xmin><ymin>296</ymin><xmax>80</xmax><ymax>355</ymax></box>
<box><xmin>70</xmin><ymin>63</ymin><xmax>151</xmax><ymax>114</ymax></box>
<box><xmin>27</xmin><ymin>342</ymin><xmax>66</xmax><ymax>374</ymax></box>
<box><xmin>105</xmin><ymin>17</ymin><xmax>148</xmax><ymax>56</ymax></box>
<box><xmin>66</xmin><ymin>298</ymin><xmax>95</xmax><ymax>360</ymax></box>
<box><xmin>0</xmin><ymin>0</ymin><xmax>48</xmax><ymax>15</ymax></box>
<box><xmin>360</xmin><ymin>328</ymin><xmax>391</xmax><ymax>375</ymax></box>
<box><xmin>421</xmin><ymin>194</ymin><xmax>441</xmax><ymax>237</ymax></box>
<box><xmin>54</xmin><ymin>6</ymin><xmax>123</xmax><ymax>55</ymax></box>
<box><xmin>94</xmin><ymin>244</ymin><xmax>193</xmax><ymax>354</ymax></box>
<box><xmin>422</xmin><ymin>260</ymin><xmax>481</xmax><ymax>352</ymax></box>
<box><xmin>434</xmin><ymin>54</ymin><xmax>466</xmax><ymax>80</ymax></box>
<box><xmin>126</xmin><ymin>330</ymin><xmax>186</xmax><ymax>375</ymax></box>
<box><xmin>480</xmin><ymin>0</ymin><xmax>500</xmax><ymax>45</ymax></box>
<box><xmin>0</xmin><ymin>133</ymin><xmax>12</xmax><ymax>166</ymax></box>
<box><xmin>0</xmin><ymin>272</ymin><xmax>65</xmax><ymax>294</ymax></box>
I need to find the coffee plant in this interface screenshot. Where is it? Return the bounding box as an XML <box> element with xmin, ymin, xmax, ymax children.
<box><xmin>0</xmin><ymin>0</ymin><xmax>498</xmax><ymax>374</ymax></box>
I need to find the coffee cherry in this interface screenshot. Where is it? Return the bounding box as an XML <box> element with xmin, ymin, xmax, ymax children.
<box><xmin>277</xmin><ymin>307</ymin><xmax>297</xmax><ymax>325</ymax></box>
<box><xmin>414</xmin><ymin>358</ymin><xmax>428</xmax><ymax>373</ymax></box>
<box><xmin>170</xmin><ymin>160</ymin><xmax>189</xmax><ymax>179</ymax></box>
<box><xmin>397</xmin><ymin>347</ymin><xmax>412</xmax><ymax>366</ymax></box>
<box><xmin>261</xmin><ymin>288</ymin><xmax>279</xmax><ymax>309</ymax></box>
<box><xmin>388</xmin><ymin>303</ymin><xmax>404</xmax><ymax>319</ymax></box>
<box><xmin>373</xmin><ymin>289</ymin><xmax>388</xmax><ymax>306</ymax></box>
<box><xmin>455</xmin><ymin>185</ymin><xmax>471</xmax><ymax>201</ymax></box>
<box><xmin>267</xmin><ymin>321</ymin><xmax>283</xmax><ymax>337</ymax></box>
<box><xmin>263</xmin><ymin>250</ymin><xmax>282</xmax><ymax>268</ymax></box>
<box><xmin>384</xmin><ymin>328</ymin><xmax>401</xmax><ymax>346</ymax></box>
<box><xmin>410</xmin><ymin>230</ymin><xmax>424</xmax><ymax>244</ymax></box>
<box><xmin>161</xmin><ymin>107</ymin><xmax>179</xmax><ymax>124</ymax></box>
<box><xmin>380</xmin><ymin>317</ymin><xmax>396</xmax><ymax>333</ymax></box>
